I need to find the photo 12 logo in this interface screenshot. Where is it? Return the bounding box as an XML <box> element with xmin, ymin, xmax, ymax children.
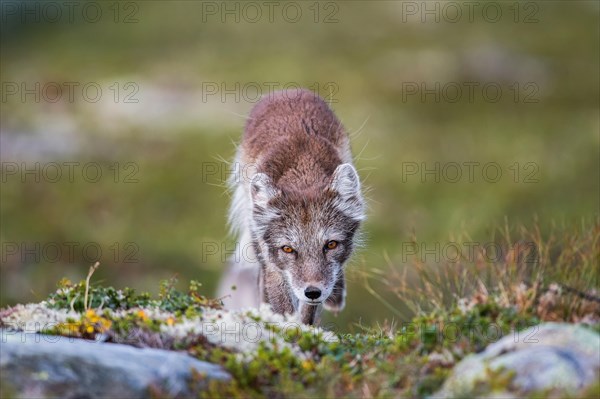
<box><xmin>200</xmin><ymin>161</ymin><xmax>258</xmax><ymax>185</ymax></box>
<box><xmin>400</xmin><ymin>162</ymin><xmax>540</xmax><ymax>184</ymax></box>
<box><xmin>400</xmin><ymin>240</ymin><xmax>538</xmax><ymax>263</ymax></box>
<box><xmin>394</xmin><ymin>321</ymin><xmax>540</xmax><ymax>346</ymax></box>
<box><xmin>401</xmin><ymin>82</ymin><xmax>540</xmax><ymax>104</ymax></box>
<box><xmin>201</xmin><ymin>241</ymin><xmax>259</xmax><ymax>264</ymax></box>
<box><xmin>1</xmin><ymin>1</ymin><xmax>140</xmax><ymax>24</ymax></box>
<box><xmin>1</xmin><ymin>82</ymin><xmax>140</xmax><ymax>104</ymax></box>
<box><xmin>1</xmin><ymin>241</ymin><xmax>140</xmax><ymax>264</ymax></box>
<box><xmin>399</xmin><ymin>2</ymin><xmax>540</xmax><ymax>24</ymax></box>
<box><xmin>1</xmin><ymin>162</ymin><xmax>140</xmax><ymax>184</ymax></box>
<box><xmin>200</xmin><ymin>1</ymin><xmax>340</xmax><ymax>23</ymax></box>
<box><xmin>201</xmin><ymin>81</ymin><xmax>339</xmax><ymax>103</ymax></box>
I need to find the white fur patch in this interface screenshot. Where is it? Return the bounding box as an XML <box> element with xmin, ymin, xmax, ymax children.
<box><xmin>250</xmin><ymin>173</ymin><xmax>278</xmax><ymax>209</ymax></box>
<box><xmin>331</xmin><ymin>163</ymin><xmax>365</xmax><ymax>221</ymax></box>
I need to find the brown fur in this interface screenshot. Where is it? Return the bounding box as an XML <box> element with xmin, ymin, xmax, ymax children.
<box><xmin>242</xmin><ymin>89</ymin><xmax>351</xmax><ymax>189</ymax></box>
<box><xmin>219</xmin><ymin>88</ymin><xmax>363</xmax><ymax>325</ymax></box>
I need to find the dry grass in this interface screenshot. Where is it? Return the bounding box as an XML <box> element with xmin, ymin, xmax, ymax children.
<box><xmin>367</xmin><ymin>218</ymin><xmax>600</xmax><ymax>325</ymax></box>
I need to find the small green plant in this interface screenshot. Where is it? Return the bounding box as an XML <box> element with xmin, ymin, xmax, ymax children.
<box><xmin>46</xmin><ymin>277</ymin><xmax>152</xmax><ymax>312</ymax></box>
<box><xmin>46</xmin><ymin>274</ymin><xmax>220</xmax><ymax>315</ymax></box>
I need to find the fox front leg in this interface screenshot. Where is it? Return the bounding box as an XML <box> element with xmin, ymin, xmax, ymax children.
<box><xmin>323</xmin><ymin>269</ymin><xmax>346</xmax><ymax>315</ymax></box>
<box><xmin>261</xmin><ymin>266</ymin><xmax>295</xmax><ymax>316</ymax></box>
<box><xmin>300</xmin><ymin>302</ymin><xmax>322</xmax><ymax>325</ymax></box>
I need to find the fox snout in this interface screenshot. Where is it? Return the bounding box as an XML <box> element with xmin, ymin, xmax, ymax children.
<box><xmin>297</xmin><ymin>282</ymin><xmax>329</xmax><ymax>303</ymax></box>
<box><xmin>288</xmin><ymin>273</ymin><xmax>333</xmax><ymax>304</ymax></box>
<box><xmin>304</xmin><ymin>286</ymin><xmax>322</xmax><ymax>300</ymax></box>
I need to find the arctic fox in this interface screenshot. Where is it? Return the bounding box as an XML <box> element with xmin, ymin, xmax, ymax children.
<box><xmin>217</xmin><ymin>88</ymin><xmax>365</xmax><ymax>325</ymax></box>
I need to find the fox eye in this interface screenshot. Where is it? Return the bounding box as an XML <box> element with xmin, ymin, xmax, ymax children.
<box><xmin>281</xmin><ymin>245</ymin><xmax>295</xmax><ymax>254</ymax></box>
<box><xmin>325</xmin><ymin>240</ymin><xmax>338</xmax><ymax>250</ymax></box>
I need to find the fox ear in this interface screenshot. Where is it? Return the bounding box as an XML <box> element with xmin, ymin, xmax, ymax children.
<box><xmin>250</xmin><ymin>173</ymin><xmax>278</xmax><ymax>209</ymax></box>
<box><xmin>330</xmin><ymin>164</ymin><xmax>365</xmax><ymax>221</ymax></box>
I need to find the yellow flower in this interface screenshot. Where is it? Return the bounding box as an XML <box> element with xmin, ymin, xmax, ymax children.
<box><xmin>137</xmin><ymin>310</ymin><xmax>148</xmax><ymax>321</ymax></box>
<box><xmin>57</xmin><ymin>322</ymin><xmax>80</xmax><ymax>336</ymax></box>
<box><xmin>166</xmin><ymin>317</ymin><xmax>175</xmax><ymax>326</ymax></box>
<box><xmin>301</xmin><ymin>360</ymin><xmax>314</xmax><ymax>371</ymax></box>
<box><xmin>95</xmin><ymin>318</ymin><xmax>112</xmax><ymax>332</ymax></box>
<box><xmin>86</xmin><ymin>325</ymin><xmax>94</xmax><ymax>334</ymax></box>
<box><xmin>85</xmin><ymin>309</ymin><xmax>96</xmax><ymax>318</ymax></box>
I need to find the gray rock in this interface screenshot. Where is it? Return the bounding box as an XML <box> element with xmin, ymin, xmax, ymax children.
<box><xmin>0</xmin><ymin>330</ymin><xmax>230</xmax><ymax>398</ymax></box>
<box><xmin>433</xmin><ymin>323</ymin><xmax>600</xmax><ymax>398</ymax></box>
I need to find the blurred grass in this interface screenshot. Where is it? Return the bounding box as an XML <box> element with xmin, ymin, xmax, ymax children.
<box><xmin>1</xmin><ymin>1</ymin><xmax>598</xmax><ymax>329</ymax></box>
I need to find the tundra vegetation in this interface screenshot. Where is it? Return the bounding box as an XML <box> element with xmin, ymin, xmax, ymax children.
<box><xmin>2</xmin><ymin>2</ymin><xmax>599</xmax><ymax>330</ymax></box>
<box><xmin>1</xmin><ymin>2</ymin><xmax>598</xmax><ymax>397</ymax></box>
<box><xmin>2</xmin><ymin>222</ymin><xmax>598</xmax><ymax>398</ymax></box>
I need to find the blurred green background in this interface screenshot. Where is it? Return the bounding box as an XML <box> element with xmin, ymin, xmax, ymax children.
<box><xmin>1</xmin><ymin>1</ymin><xmax>598</xmax><ymax>330</ymax></box>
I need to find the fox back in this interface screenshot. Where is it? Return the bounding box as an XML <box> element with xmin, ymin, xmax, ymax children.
<box><xmin>218</xmin><ymin>88</ymin><xmax>364</xmax><ymax>325</ymax></box>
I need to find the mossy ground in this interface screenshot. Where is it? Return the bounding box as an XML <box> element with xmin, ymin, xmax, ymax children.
<box><xmin>2</xmin><ymin>222</ymin><xmax>598</xmax><ymax>398</ymax></box>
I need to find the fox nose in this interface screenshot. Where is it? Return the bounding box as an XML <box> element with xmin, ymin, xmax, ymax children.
<box><xmin>304</xmin><ymin>286</ymin><xmax>322</xmax><ymax>300</ymax></box>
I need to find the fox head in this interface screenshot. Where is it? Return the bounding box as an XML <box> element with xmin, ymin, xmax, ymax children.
<box><xmin>249</xmin><ymin>163</ymin><xmax>364</xmax><ymax>307</ymax></box>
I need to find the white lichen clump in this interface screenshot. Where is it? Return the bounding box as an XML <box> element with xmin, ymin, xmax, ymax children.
<box><xmin>0</xmin><ymin>302</ymin><xmax>78</xmax><ymax>333</ymax></box>
<box><xmin>1</xmin><ymin>301</ymin><xmax>336</xmax><ymax>363</ymax></box>
<box><xmin>160</xmin><ymin>304</ymin><xmax>337</xmax><ymax>362</ymax></box>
